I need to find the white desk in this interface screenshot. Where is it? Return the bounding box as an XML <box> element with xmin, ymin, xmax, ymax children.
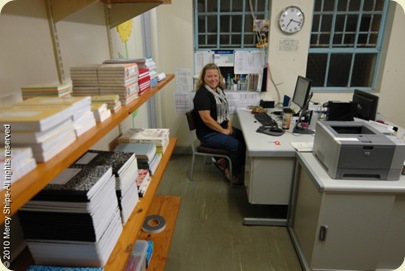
<box><xmin>236</xmin><ymin>108</ymin><xmax>314</xmax><ymax>225</ymax></box>
<box><xmin>288</xmin><ymin>152</ymin><xmax>405</xmax><ymax>271</ymax></box>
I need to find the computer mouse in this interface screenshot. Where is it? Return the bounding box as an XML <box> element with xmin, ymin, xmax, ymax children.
<box><xmin>267</xmin><ymin>127</ymin><xmax>285</xmax><ymax>136</ymax></box>
<box><xmin>256</xmin><ymin>126</ymin><xmax>285</xmax><ymax>136</ymax></box>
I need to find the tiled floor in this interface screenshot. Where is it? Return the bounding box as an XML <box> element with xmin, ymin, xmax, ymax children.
<box><xmin>157</xmin><ymin>154</ymin><xmax>302</xmax><ymax>271</ymax></box>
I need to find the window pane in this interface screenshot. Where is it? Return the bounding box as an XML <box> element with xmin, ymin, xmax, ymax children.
<box><xmin>335</xmin><ymin>15</ymin><xmax>345</xmax><ymax>32</ymax></box>
<box><xmin>349</xmin><ymin>0</ymin><xmax>361</xmax><ymax>11</ymax></box>
<box><xmin>207</xmin><ymin>1</ymin><xmax>217</xmax><ymax>12</ymax></box>
<box><xmin>314</xmin><ymin>0</ymin><xmax>322</xmax><ymax>12</ymax></box>
<box><xmin>312</xmin><ymin>15</ymin><xmax>320</xmax><ymax>32</ymax></box>
<box><xmin>321</xmin><ymin>15</ymin><xmax>333</xmax><ymax>32</ymax></box>
<box><xmin>337</xmin><ymin>0</ymin><xmax>348</xmax><ymax>11</ymax></box>
<box><xmin>307</xmin><ymin>54</ymin><xmax>328</xmax><ymax>87</ymax></box>
<box><xmin>257</xmin><ymin>0</ymin><xmax>266</xmax><ymax>10</ymax></box>
<box><xmin>351</xmin><ymin>54</ymin><xmax>376</xmax><ymax>87</ymax></box>
<box><xmin>221</xmin><ymin>15</ymin><xmax>231</xmax><ymax>32</ymax></box>
<box><xmin>310</xmin><ymin>34</ymin><xmax>320</xmax><ymax>46</ymax></box>
<box><xmin>220</xmin><ymin>0</ymin><xmax>231</xmax><ymax>12</ymax></box>
<box><xmin>231</xmin><ymin>15</ymin><xmax>243</xmax><ymax>32</ymax></box>
<box><xmin>207</xmin><ymin>34</ymin><xmax>217</xmax><ymax>47</ymax></box>
<box><xmin>364</xmin><ymin>0</ymin><xmax>385</xmax><ymax>11</ymax></box>
<box><xmin>319</xmin><ymin>34</ymin><xmax>330</xmax><ymax>45</ymax></box>
<box><xmin>233</xmin><ymin>0</ymin><xmax>243</xmax><ymax>12</ymax></box>
<box><xmin>244</xmin><ymin>34</ymin><xmax>255</xmax><ymax>46</ymax></box>
<box><xmin>328</xmin><ymin>54</ymin><xmax>352</xmax><ymax>87</ymax></box>
<box><xmin>346</xmin><ymin>15</ymin><xmax>359</xmax><ymax>31</ymax></box>
<box><xmin>198</xmin><ymin>16</ymin><xmax>206</xmax><ymax>32</ymax></box>
<box><xmin>207</xmin><ymin>15</ymin><xmax>217</xmax><ymax>33</ymax></box>
<box><xmin>197</xmin><ymin>0</ymin><xmax>206</xmax><ymax>12</ymax></box>
<box><xmin>371</xmin><ymin>15</ymin><xmax>382</xmax><ymax>31</ymax></box>
<box><xmin>333</xmin><ymin>34</ymin><xmax>343</xmax><ymax>45</ymax></box>
<box><xmin>323</xmin><ymin>0</ymin><xmax>335</xmax><ymax>11</ymax></box>
<box><xmin>232</xmin><ymin>34</ymin><xmax>242</xmax><ymax>46</ymax></box>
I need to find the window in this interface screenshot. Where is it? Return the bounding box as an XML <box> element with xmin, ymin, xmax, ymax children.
<box><xmin>307</xmin><ymin>0</ymin><xmax>390</xmax><ymax>91</ymax></box>
<box><xmin>194</xmin><ymin>0</ymin><xmax>269</xmax><ymax>50</ymax></box>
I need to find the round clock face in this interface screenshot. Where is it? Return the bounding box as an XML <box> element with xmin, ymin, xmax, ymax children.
<box><xmin>279</xmin><ymin>6</ymin><xmax>305</xmax><ymax>34</ymax></box>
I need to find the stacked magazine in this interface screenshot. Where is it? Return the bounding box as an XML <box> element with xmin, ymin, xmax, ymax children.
<box><xmin>71</xmin><ymin>63</ymin><xmax>139</xmax><ymax>106</ymax></box>
<box><xmin>117</xmin><ymin>128</ymin><xmax>170</xmax><ymax>154</ymax></box>
<box><xmin>0</xmin><ymin>106</ymin><xmax>76</xmax><ymax>162</ymax></box>
<box><xmin>19</xmin><ymin>165</ymin><xmax>122</xmax><ymax>267</ymax></box>
<box><xmin>0</xmin><ymin>147</ymin><xmax>36</xmax><ymax>184</ymax></box>
<box><xmin>71</xmin><ymin>150</ymin><xmax>139</xmax><ymax>224</ymax></box>
<box><xmin>20</xmin><ymin>82</ymin><xmax>72</xmax><ymax>99</ymax></box>
<box><xmin>15</xmin><ymin>96</ymin><xmax>96</xmax><ymax>137</ymax></box>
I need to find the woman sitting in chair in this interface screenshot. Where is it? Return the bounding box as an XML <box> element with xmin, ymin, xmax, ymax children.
<box><xmin>193</xmin><ymin>63</ymin><xmax>246</xmax><ymax>185</ymax></box>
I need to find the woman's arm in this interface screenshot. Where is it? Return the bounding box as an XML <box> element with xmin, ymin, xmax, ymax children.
<box><xmin>198</xmin><ymin>110</ymin><xmax>232</xmax><ymax>135</ymax></box>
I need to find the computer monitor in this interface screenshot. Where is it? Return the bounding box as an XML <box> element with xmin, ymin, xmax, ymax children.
<box><xmin>351</xmin><ymin>89</ymin><xmax>379</xmax><ymax>121</ymax></box>
<box><xmin>292</xmin><ymin>76</ymin><xmax>312</xmax><ymax>112</ymax></box>
<box><xmin>291</xmin><ymin>76</ymin><xmax>314</xmax><ymax>134</ymax></box>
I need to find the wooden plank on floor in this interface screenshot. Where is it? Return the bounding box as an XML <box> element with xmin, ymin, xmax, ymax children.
<box><xmin>139</xmin><ymin>194</ymin><xmax>181</xmax><ymax>271</ymax></box>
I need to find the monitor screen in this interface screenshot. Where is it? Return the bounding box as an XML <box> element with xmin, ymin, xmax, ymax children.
<box><xmin>351</xmin><ymin>89</ymin><xmax>379</xmax><ymax>121</ymax></box>
<box><xmin>292</xmin><ymin>76</ymin><xmax>312</xmax><ymax>110</ymax></box>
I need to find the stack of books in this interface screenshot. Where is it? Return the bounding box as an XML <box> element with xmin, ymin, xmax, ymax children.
<box><xmin>114</xmin><ymin>142</ymin><xmax>159</xmax><ymax>191</ymax></box>
<box><xmin>117</xmin><ymin>128</ymin><xmax>170</xmax><ymax>154</ymax></box>
<box><xmin>137</xmin><ymin>67</ymin><xmax>151</xmax><ymax>96</ymax></box>
<box><xmin>71</xmin><ymin>63</ymin><xmax>140</xmax><ymax>106</ymax></box>
<box><xmin>15</xmin><ymin>96</ymin><xmax>96</xmax><ymax>137</ymax></box>
<box><xmin>19</xmin><ymin>165</ymin><xmax>123</xmax><ymax>267</ymax></box>
<box><xmin>91</xmin><ymin>94</ymin><xmax>122</xmax><ymax>113</ymax></box>
<box><xmin>91</xmin><ymin>102</ymin><xmax>111</xmax><ymax>122</ymax></box>
<box><xmin>20</xmin><ymin>82</ymin><xmax>72</xmax><ymax>99</ymax></box>
<box><xmin>71</xmin><ymin>150</ymin><xmax>139</xmax><ymax>224</ymax></box>
<box><xmin>97</xmin><ymin>63</ymin><xmax>139</xmax><ymax>105</ymax></box>
<box><xmin>70</xmin><ymin>64</ymin><xmax>102</xmax><ymax>94</ymax></box>
<box><xmin>0</xmin><ymin>106</ymin><xmax>76</xmax><ymax>162</ymax></box>
<box><xmin>135</xmin><ymin>169</ymin><xmax>151</xmax><ymax>197</ymax></box>
<box><xmin>133</xmin><ymin>57</ymin><xmax>158</xmax><ymax>88</ymax></box>
<box><xmin>0</xmin><ymin>147</ymin><xmax>36</xmax><ymax>184</ymax></box>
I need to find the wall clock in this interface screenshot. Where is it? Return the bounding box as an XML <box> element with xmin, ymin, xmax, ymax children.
<box><xmin>278</xmin><ymin>6</ymin><xmax>305</xmax><ymax>34</ymax></box>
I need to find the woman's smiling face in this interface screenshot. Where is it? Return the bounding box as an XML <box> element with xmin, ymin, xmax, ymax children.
<box><xmin>204</xmin><ymin>68</ymin><xmax>220</xmax><ymax>90</ymax></box>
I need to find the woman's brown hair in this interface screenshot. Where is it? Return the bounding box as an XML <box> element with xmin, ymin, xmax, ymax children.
<box><xmin>196</xmin><ymin>63</ymin><xmax>225</xmax><ymax>90</ymax></box>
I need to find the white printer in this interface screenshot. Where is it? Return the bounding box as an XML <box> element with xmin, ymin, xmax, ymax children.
<box><xmin>313</xmin><ymin>121</ymin><xmax>405</xmax><ymax>180</ymax></box>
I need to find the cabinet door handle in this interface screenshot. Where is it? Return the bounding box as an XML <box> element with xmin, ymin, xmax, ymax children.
<box><xmin>319</xmin><ymin>225</ymin><xmax>328</xmax><ymax>241</ymax></box>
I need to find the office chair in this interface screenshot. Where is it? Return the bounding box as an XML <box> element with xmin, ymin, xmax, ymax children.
<box><xmin>185</xmin><ymin>110</ymin><xmax>232</xmax><ymax>182</ymax></box>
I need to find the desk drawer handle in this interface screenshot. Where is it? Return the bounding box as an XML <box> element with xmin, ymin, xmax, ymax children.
<box><xmin>319</xmin><ymin>225</ymin><xmax>328</xmax><ymax>241</ymax></box>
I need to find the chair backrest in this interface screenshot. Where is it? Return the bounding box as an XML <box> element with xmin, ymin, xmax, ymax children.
<box><xmin>185</xmin><ymin>110</ymin><xmax>196</xmax><ymax>131</ymax></box>
<box><xmin>185</xmin><ymin>110</ymin><xmax>197</xmax><ymax>153</ymax></box>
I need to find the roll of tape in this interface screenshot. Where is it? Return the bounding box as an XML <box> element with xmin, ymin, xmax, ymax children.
<box><xmin>142</xmin><ymin>215</ymin><xmax>166</xmax><ymax>234</ymax></box>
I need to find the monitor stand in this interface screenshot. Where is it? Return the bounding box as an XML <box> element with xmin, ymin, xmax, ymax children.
<box><xmin>293</xmin><ymin>126</ymin><xmax>315</xmax><ymax>134</ymax></box>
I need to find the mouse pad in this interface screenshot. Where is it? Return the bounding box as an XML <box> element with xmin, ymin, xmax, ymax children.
<box><xmin>256</xmin><ymin>126</ymin><xmax>285</xmax><ymax>136</ymax></box>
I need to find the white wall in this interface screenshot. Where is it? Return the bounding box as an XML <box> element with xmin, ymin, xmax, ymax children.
<box><xmin>153</xmin><ymin>0</ymin><xmax>194</xmax><ymax>152</ymax></box>
<box><xmin>152</xmin><ymin>0</ymin><xmax>405</xmax><ymax>150</ymax></box>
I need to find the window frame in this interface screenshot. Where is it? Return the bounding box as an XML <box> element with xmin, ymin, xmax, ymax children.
<box><xmin>193</xmin><ymin>0</ymin><xmax>270</xmax><ymax>51</ymax></box>
<box><xmin>307</xmin><ymin>0</ymin><xmax>390</xmax><ymax>92</ymax></box>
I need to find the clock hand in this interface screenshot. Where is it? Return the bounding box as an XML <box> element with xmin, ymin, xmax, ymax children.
<box><xmin>287</xmin><ymin>19</ymin><xmax>293</xmax><ymax>27</ymax></box>
<box><xmin>291</xmin><ymin>19</ymin><xmax>302</xmax><ymax>25</ymax></box>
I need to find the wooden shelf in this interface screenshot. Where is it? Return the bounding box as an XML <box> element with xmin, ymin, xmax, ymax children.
<box><xmin>139</xmin><ymin>195</ymin><xmax>181</xmax><ymax>271</ymax></box>
<box><xmin>104</xmin><ymin>138</ymin><xmax>178</xmax><ymax>270</ymax></box>
<box><xmin>48</xmin><ymin>0</ymin><xmax>171</xmax><ymax>27</ymax></box>
<box><xmin>0</xmin><ymin>74</ymin><xmax>174</xmax><ymax>223</ymax></box>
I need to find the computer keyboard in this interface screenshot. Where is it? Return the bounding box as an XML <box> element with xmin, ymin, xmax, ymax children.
<box><xmin>254</xmin><ymin>112</ymin><xmax>278</xmax><ymax>127</ymax></box>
